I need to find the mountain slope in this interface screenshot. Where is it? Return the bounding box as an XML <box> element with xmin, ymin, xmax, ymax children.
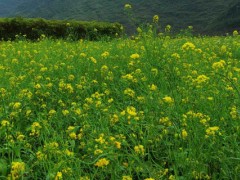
<box><xmin>1</xmin><ymin>0</ymin><xmax>240</xmax><ymax>34</ymax></box>
<box><xmin>0</xmin><ymin>0</ymin><xmax>24</xmax><ymax>16</ymax></box>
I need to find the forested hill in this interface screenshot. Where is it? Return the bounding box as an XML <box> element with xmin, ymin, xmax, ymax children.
<box><xmin>1</xmin><ymin>0</ymin><xmax>240</xmax><ymax>34</ymax></box>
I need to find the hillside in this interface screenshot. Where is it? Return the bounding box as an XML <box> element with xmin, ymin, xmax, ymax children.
<box><xmin>1</xmin><ymin>0</ymin><xmax>240</xmax><ymax>34</ymax></box>
<box><xmin>0</xmin><ymin>0</ymin><xmax>22</xmax><ymax>17</ymax></box>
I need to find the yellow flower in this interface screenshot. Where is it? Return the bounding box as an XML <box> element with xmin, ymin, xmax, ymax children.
<box><xmin>205</xmin><ymin>126</ymin><xmax>220</xmax><ymax>138</ymax></box>
<box><xmin>13</xmin><ymin>102</ymin><xmax>21</xmax><ymax>110</ymax></box>
<box><xmin>169</xmin><ymin>175</ymin><xmax>175</xmax><ymax>180</ymax></box>
<box><xmin>10</xmin><ymin>161</ymin><xmax>25</xmax><ymax>179</ymax></box>
<box><xmin>11</xmin><ymin>161</ymin><xmax>25</xmax><ymax>171</ymax></box>
<box><xmin>126</xmin><ymin>106</ymin><xmax>137</xmax><ymax>116</ymax></box>
<box><xmin>212</xmin><ymin>60</ymin><xmax>226</xmax><ymax>70</ymax></box>
<box><xmin>110</xmin><ymin>114</ymin><xmax>119</xmax><ymax>124</ymax></box>
<box><xmin>36</xmin><ymin>151</ymin><xmax>47</xmax><ymax>160</ymax></box>
<box><xmin>74</xmin><ymin>108</ymin><xmax>81</xmax><ymax>115</ymax></box>
<box><xmin>1</xmin><ymin>120</ymin><xmax>10</xmax><ymax>127</ymax></box>
<box><xmin>145</xmin><ymin>178</ymin><xmax>155</xmax><ymax>180</ymax></box>
<box><xmin>137</xmin><ymin>96</ymin><xmax>145</xmax><ymax>103</ymax></box>
<box><xmin>124</xmin><ymin>4</ymin><xmax>132</xmax><ymax>9</ymax></box>
<box><xmin>101</xmin><ymin>51</ymin><xmax>110</xmax><ymax>57</ymax></box>
<box><xmin>181</xmin><ymin>129</ymin><xmax>188</xmax><ymax>139</ymax></box>
<box><xmin>95</xmin><ymin>134</ymin><xmax>105</xmax><ymax>144</ymax></box>
<box><xmin>171</xmin><ymin>53</ymin><xmax>180</xmax><ymax>59</ymax></box>
<box><xmin>94</xmin><ymin>149</ymin><xmax>103</xmax><ymax>155</ymax></box>
<box><xmin>68</xmin><ymin>74</ymin><xmax>75</xmax><ymax>81</ymax></box>
<box><xmin>101</xmin><ymin>65</ymin><xmax>109</xmax><ymax>72</ymax></box>
<box><xmin>230</xmin><ymin>106</ymin><xmax>237</xmax><ymax>119</ymax></box>
<box><xmin>137</xmin><ymin>27</ymin><xmax>142</xmax><ymax>33</ymax></box>
<box><xmin>194</xmin><ymin>75</ymin><xmax>209</xmax><ymax>84</ymax></box>
<box><xmin>65</xmin><ymin>149</ymin><xmax>74</xmax><ymax>156</ymax></box>
<box><xmin>12</xmin><ymin>58</ymin><xmax>18</xmax><ymax>64</ymax></box>
<box><xmin>34</xmin><ymin>83</ymin><xmax>41</xmax><ymax>89</ymax></box>
<box><xmin>17</xmin><ymin>134</ymin><xmax>25</xmax><ymax>141</ymax></box>
<box><xmin>221</xmin><ymin>45</ymin><xmax>227</xmax><ymax>53</ymax></box>
<box><xmin>134</xmin><ymin>145</ymin><xmax>145</xmax><ymax>155</ymax></box>
<box><xmin>122</xmin><ymin>176</ymin><xmax>133</xmax><ymax>180</ymax></box>
<box><xmin>66</xmin><ymin>83</ymin><xmax>74</xmax><ymax>93</ymax></box>
<box><xmin>130</xmin><ymin>53</ymin><xmax>140</xmax><ymax>59</ymax></box>
<box><xmin>233</xmin><ymin>30</ymin><xmax>239</xmax><ymax>36</ymax></box>
<box><xmin>80</xmin><ymin>176</ymin><xmax>90</xmax><ymax>180</ymax></box>
<box><xmin>26</xmin><ymin>110</ymin><xmax>32</xmax><ymax>117</ymax></box>
<box><xmin>162</xmin><ymin>96</ymin><xmax>174</xmax><ymax>103</ymax></box>
<box><xmin>39</xmin><ymin>34</ymin><xmax>46</xmax><ymax>39</ymax></box>
<box><xmin>80</xmin><ymin>53</ymin><xmax>87</xmax><ymax>57</ymax></box>
<box><xmin>48</xmin><ymin>109</ymin><xmax>56</xmax><ymax>116</ymax></box>
<box><xmin>32</xmin><ymin>122</ymin><xmax>41</xmax><ymax>129</ymax></box>
<box><xmin>62</xmin><ymin>109</ymin><xmax>70</xmax><ymax>116</ymax></box>
<box><xmin>159</xmin><ymin>117</ymin><xmax>172</xmax><ymax>126</ymax></box>
<box><xmin>182</xmin><ymin>42</ymin><xmax>195</xmax><ymax>50</ymax></box>
<box><xmin>108</xmin><ymin>98</ymin><xmax>114</xmax><ymax>103</ymax></box>
<box><xmin>207</xmin><ymin>97</ymin><xmax>213</xmax><ymax>101</ymax></box>
<box><xmin>122</xmin><ymin>73</ymin><xmax>134</xmax><ymax>80</ymax></box>
<box><xmin>115</xmin><ymin>141</ymin><xmax>121</xmax><ymax>149</ymax></box>
<box><xmin>149</xmin><ymin>84</ymin><xmax>157</xmax><ymax>91</ymax></box>
<box><xmin>124</xmin><ymin>88</ymin><xmax>135</xmax><ymax>97</ymax></box>
<box><xmin>153</xmin><ymin>15</ymin><xmax>159</xmax><ymax>23</ymax></box>
<box><xmin>94</xmin><ymin>158</ymin><xmax>110</xmax><ymax>167</ymax></box>
<box><xmin>69</xmin><ymin>132</ymin><xmax>77</xmax><ymax>139</ymax></box>
<box><xmin>62</xmin><ymin>167</ymin><xmax>72</xmax><ymax>175</ymax></box>
<box><xmin>151</xmin><ymin>68</ymin><xmax>158</xmax><ymax>75</ymax></box>
<box><xmin>30</xmin><ymin>122</ymin><xmax>42</xmax><ymax>136</ymax></box>
<box><xmin>55</xmin><ymin>171</ymin><xmax>63</xmax><ymax>180</ymax></box>
<box><xmin>40</xmin><ymin>67</ymin><xmax>48</xmax><ymax>72</ymax></box>
<box><xmin>90</xmin><ymin>57</ymin><xmax>97</xmax><ymax>63</ymax></box>
<box><xmin>165</xmin><ymin>25</ymin><xmax>171</xmax><ymax>32</ymax></box>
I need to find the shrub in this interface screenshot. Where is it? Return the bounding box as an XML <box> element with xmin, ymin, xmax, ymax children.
<box><xmin>0</xmin><ymin>17</ymin><xmax>123</xmax><ymax>41</ymax></box>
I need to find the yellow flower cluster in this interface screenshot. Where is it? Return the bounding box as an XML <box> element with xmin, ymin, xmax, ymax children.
<box><xmin>9</xmin><ymin>161</ymin><xmax>25</xmax><ymax>179</ymax></box>
<box><xmin>181</xmin><ymin>129</ymin><xmax>188</xmax><ymax>139</ymax></box>
<box><xmin>124</xmin><ymin>4</ymin><xmax>132</xmax><ymax>9</ymax></box>
<box><xmin>205</xmin><ymin>126</ymin><xmax>220</xmax><ymax>138</ymax></box>
<box><xmin>212</xmin><ymin>60</ymin><xmax>226</xmax><ymax>70</ymax></box>
<box><xmin>55</xmin><ymin>171</ymin><xmax>63</xmax><ymax>180</ymax></box>
<box><xmin>101</xmin><ymin>51</ymin><xmax>110</xmax><ymax>57</ymax></box>
<box><xmin>233</xmin><ymin>30</ymin><xmax>239</xmax><ymax>36</ymax></box>
<box><xmin>94</xmin><ymin>158</ymin><xmax>110</xmax><ymax>167</ymax></box>
<box><xmin>162</xmin><ymin>96</ymin><xmax>174</xmax><ymax>104</ymax></box>
<box><xmin>30</xmin><ymin>122</ymin><xmax>42</xmax><ymax>136</ymax></box>
<box><xmin>182</xmin><ymin>42</ymin><xmax>196</xmax><ymax>50</ymax></box>
<box><xmin>1</xmin><ymin>120</ymin><xmax>10</xmax><ymax>127</ymax></box>
<box><xmin>134</xmin><ymin>145</ymin><xmax>145</xmax><ymax>155</ymax></box>
<box><xmin>230</xmin><ymin>106</ymin><xmax>238</xmax><ymax>119</ymax></box>
<box><xmin>153</xmin><ymin>15</ymin><xmax>159</xmax><ymax>23</ymax></box>
<box><xmin>159</xmin><ymin>117</ymin><xmax>172</xmax><ymax>127</ymax></box>
<box><xmin>122</xmin><ymin>175</ymin><xmax>132</xmax><ymax>180</ymax></box>
<box><xmin>13</xmin><ymin>102</ymin><xmax>21</xmax><ymax>110</ymax></box>
<box><xmin>193</xmin><ymin>75</ymin><xmax>209</xmax><ymax>84</ymax></box>
<box><xmin>130</xmin><ymin>53</ymin><xmax>140</xmax><ymax>59</ymax></box>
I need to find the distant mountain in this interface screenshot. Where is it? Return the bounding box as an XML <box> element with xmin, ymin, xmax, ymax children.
<box><xmin>0</xmin><ymin>0</ymin><xmax>22</xmax><ymax>16</ymax></box>
<box><xmin>1</xmin><ymin>0</ymin><xmax>240</xmax><ymax>35</ymax></box>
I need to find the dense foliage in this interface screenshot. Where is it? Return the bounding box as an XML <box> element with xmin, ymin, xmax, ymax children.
<box><xmin>0</xmin><ymin>17</ymin><xmax>123</xmax><ymax>41</ymax></box>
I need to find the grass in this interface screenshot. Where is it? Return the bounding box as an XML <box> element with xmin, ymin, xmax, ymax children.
<box><xmin>0</xmin><ymin>30</ymin><xmax>240</xmax><ymax>179</ymax></box>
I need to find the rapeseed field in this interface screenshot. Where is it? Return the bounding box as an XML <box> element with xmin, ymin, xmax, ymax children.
<box><xmin>0</xmin><ymin>31</ymin><xmax>240</xmax><ymax>179</ymax></box>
